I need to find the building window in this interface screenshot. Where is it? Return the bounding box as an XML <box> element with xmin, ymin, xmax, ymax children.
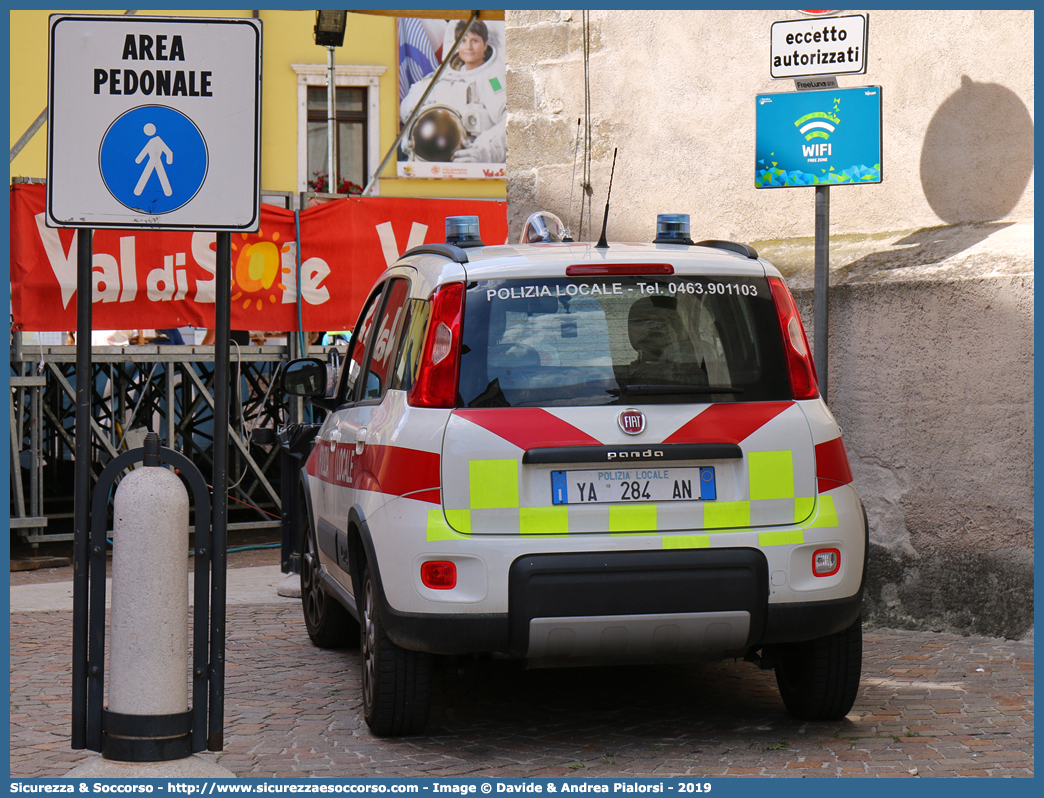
<box><xmin>292</xmin><ymin>64</ymin><xmax>386</xmax><ymax>196</ymax></box>
<box><xmin>307</xmin><ymin>86</ymin><xmax>367</xmax><ymax>191</ymax></box>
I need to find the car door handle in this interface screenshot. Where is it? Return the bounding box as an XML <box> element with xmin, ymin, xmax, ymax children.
<box><xmin>355</xmin><ymin>428</ymin><xmax>367</xmax><ymax>455</ymax></box>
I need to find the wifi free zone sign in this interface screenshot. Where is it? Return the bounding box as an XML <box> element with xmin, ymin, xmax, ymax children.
<box><xmin>754</xmin><ymin>86</ymin><xmax>881</xmax><ymax>188</ymax></box>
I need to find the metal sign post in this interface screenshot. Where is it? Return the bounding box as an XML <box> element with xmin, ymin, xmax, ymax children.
<box><xmin>814</xmin><ymin>185</ymin><xmax>830</xmax><ymax>398</ymax></box>
<box><xmin>209</xmin><ymin>232</ymin><xmax>232</xmax><ymax>750</ymax></box>
<box><xmin>70</xmin><ymin>229</ymin><xmax>92</xmax><ymax>750</ymax></box>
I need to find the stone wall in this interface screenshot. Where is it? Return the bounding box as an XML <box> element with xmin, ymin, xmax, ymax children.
<box><xmin>505</xmin><ymin>10</ymin><xmax>1034</xmax><ymax>639</ymax></box>
<box><xmin>795</xmin><ymin>270</ymin><xmax>1034</xmax><ymax>640</ymax></box>
<box><xmin>505</xmin><ymin>10</ymin><xmax>1034</xmax><ymax>243</ymax></box>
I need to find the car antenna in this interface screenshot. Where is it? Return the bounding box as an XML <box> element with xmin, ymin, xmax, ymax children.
<box><xmin>563</xmin><ymin>118</ymin><xmax>581</xmax><ymax>242</ymax></box>
<box><xmin>594</xmin><ymin>147</ymin><xmax>617</xmax><ymax>249</ymax></box>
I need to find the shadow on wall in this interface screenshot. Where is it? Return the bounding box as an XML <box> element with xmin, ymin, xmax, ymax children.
<box><xmin>920</xmin><ymin>76</ymin><xmax>1034</xmax><ymax>223</ymax></box>
<box><xmin>834</xmin><ymin>222</ymin><xmax>1012</xmax><ymax>282</ymax></box>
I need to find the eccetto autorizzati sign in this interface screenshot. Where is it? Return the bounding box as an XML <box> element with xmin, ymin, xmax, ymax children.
<box><xmin>12</xmin><ymin>183</ymin><xmax>508</xmax><ymax>332</ymax></box>
<box><xmin>769</xmin><ymin>14</ymin><xmax>868</xmax><ymax>79</ymax></box>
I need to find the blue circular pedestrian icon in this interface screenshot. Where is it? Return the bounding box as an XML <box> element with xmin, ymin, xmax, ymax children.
<box><xmin>99</xmin><ymin>105</ymin><xmax>208</xmax><ymax>215</ymax></box>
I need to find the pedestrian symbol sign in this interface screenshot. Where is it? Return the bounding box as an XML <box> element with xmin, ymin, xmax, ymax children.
<box><xmin>99</xmin><ymin>105</ymin><xmax>209</xmax><ymax>214</ymax></box>
<box><xmin>47</xmin><ymin>15</ymin><xmax>261</xmax><ymax>231</ymax></box>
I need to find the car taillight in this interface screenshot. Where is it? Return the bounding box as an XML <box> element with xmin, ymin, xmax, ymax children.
<box><xmin>408</xmin><ymin>282</ymin><xmax>464</xmax><ymax>408</ymax></box>
<box><xmin>767</xmin><ymin>276</ymin><xmax>819</xmax><ymax>400</ymax></box>
<box><xmin>420</xmin><ymin>561</ymin><xmax>457</xmax><ymax>589</ymax></box>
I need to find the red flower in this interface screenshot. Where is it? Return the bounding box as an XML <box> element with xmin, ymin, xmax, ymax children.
<box><xmin>307</xmin><ymin>171</ymin><xmax>363</xmax><ymax>195</ymax></box>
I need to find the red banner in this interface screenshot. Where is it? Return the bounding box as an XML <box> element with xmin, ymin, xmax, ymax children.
<box><xmin>10</xmin><ymin>182</ymin><xmax>507</xmax><ymax>332</ymax></box>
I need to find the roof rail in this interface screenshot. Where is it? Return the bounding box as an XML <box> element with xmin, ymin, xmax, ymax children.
<box><xmin>401</xmin><ymin>243</ymin><xmax>470</xmax><ymax>264</ymax></box>
<box><xmin>693</xmin><ymin>239</ymin><xmax>759</xmax><ymax>259</ymax></box>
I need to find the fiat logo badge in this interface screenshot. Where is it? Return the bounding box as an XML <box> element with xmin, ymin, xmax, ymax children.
<box><xmin>618</xmin><ymin>408</ymin><xmax>646</xmax><ymax>435</ymax></box>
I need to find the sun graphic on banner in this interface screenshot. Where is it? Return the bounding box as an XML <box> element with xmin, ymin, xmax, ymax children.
<box><xmin>230</xmin><ymin>229</ymin><xmax>294</xmax><ymax>311</ymax></box>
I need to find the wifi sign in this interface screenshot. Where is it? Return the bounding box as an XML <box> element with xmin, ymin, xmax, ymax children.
<box><xmin>795</xmin><ymin>110</ymin><xmax>838</xmax><ymax>140</ymax></box>
<box><xmin>796</xmin><ymin>110</ymin><xmax>838</xmax><ymax>158</ymax></box>
<box><xmin>755</xmin><ymin>85</ymin><xmax>881</xmax><ymax>189</ymax></box>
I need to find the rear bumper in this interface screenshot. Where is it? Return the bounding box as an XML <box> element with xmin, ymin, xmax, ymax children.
<box><xmin>377</xmin><ymin>547</ymin><xmax>862</xmax><ymax>657</ymax></box>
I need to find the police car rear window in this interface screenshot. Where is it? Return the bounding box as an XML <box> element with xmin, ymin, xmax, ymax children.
<box><xmin>458</xmin><ymin>276</ymin><xmax>790</xmax><ymax>407</ymax></box>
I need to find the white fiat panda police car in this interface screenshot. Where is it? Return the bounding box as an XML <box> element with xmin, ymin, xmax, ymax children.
<box><xmin>282</xmin><ymin>213</ymin><xmax>866</xmax><ymax>737</ymax></box>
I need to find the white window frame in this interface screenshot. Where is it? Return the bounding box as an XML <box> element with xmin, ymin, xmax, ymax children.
<box><xmin>292</xmin><ymin>63</ymin><xmax>386</xmax><ymax>196</ymax></box>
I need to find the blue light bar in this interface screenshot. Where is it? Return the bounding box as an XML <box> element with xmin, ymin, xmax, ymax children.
<box><xmin>654</xmin><ymin>213</ymin><xmax>695</xmax><ymax>245</ymax></box>
<box><xmin>445</xmin><ymin>216</ymin><xmax>483</xmax><ymax>247</ymax></box>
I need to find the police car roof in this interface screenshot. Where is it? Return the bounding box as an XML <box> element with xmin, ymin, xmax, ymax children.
<box><xmin>447</xmin><ymin>241</ymin><xmax>774</xmax><ymax>280</ymax></box>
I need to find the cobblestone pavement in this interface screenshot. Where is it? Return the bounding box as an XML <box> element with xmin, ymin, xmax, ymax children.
<box><xmin>10</xmin><ymin>589</ymin><xmax>1032</xmax><ymax>779</ymax></box>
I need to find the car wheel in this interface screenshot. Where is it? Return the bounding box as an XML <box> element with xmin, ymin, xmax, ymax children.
<box><xmin>299</xmin><ymin>500</ymin><xmax>358</xmax><ymax>648</ymax></box>
<box><xmin>773</xmin><ymin>616</ymin><xmax>862</xmax><ymax>721</ymax></box>
<box><xmin>360</xmin><ymin>566</ymin><xmax>432</xmax><ymax>736</ymax></box>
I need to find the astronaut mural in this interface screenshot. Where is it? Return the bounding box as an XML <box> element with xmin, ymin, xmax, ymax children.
<box><xmin>397</xmin><ymin>17</ymin><xmax>507</xmax><ymax>179</ymax></box>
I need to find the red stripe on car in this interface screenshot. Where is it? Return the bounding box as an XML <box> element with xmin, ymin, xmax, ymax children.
<box><xmin>454</xmin><ymin>408</ymin><xmax>602</xmax><ymax>449</ymax></box>
<box><xmin>664</xmin><ymin>402</ymin><xmax>793</xmax><ymax>444</ymax></box>
<box><xmin>815</xmin><ymin>436</ymin><xmax>854</xmax><ymax>493</ymax></box>
<box><xmin>307</xmin><ymin>443</ymin><xmax>441</xmax><ymax>503</ymax></box>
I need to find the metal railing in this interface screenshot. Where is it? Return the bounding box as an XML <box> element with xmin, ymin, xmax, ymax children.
<box><xmin>9</xmin><ymin>180</ymin><xmax>353</xmax><ymax>547</ymax></box>
<box><xmin>10</xmin><ymin>339</ymin><xmax>328</xmax><ymax>545</ymax></box>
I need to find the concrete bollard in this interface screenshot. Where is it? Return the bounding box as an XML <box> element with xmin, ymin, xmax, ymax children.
<box><xmin>66</xmin><ymin>434</ymin><xmax>235</xmax><ymax>778</ymax></box>
<box><xmin>108</xmin><ymin>462</ymin><xmax>190</xmax><ymax>717</ymax></box>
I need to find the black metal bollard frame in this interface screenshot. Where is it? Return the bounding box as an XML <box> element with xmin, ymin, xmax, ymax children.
<box><xmin>72</xmin><ymin>432</ymin><xmax>220</xmax><ymax>761</ymax></box>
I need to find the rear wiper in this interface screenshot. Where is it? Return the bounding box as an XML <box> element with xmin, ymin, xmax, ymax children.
<box><xmin>608</xmin><ymin>384</ymin><xmax>745</xmax><ymax>396</ymax></box>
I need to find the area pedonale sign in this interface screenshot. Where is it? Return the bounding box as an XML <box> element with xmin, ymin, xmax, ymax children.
<box><xmin>770</xmin><ymin>14</ymin><xmax>867</xmax><ymax>79</ymax></box>
<box><xmin>46</xmin><ymin>15</ymin><xmax>262</xmax><ymax>231</ymax></box>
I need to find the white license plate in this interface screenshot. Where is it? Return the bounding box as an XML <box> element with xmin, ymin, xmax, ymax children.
<box><xmin>551</xmin><ymin>467</ymin><xmax>716</xmax><ymax>505</ymax></box>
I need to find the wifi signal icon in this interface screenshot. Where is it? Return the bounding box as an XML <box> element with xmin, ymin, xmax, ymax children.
<box><xmin>795</xmin><ymin>111</ymin><xmax>840</xmax><ymax>141</ymax></box>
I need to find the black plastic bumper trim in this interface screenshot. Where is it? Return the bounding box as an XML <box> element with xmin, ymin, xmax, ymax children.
<box><xmin>507</xmin><ymin>549</ymin><xmax>769</xmax><ymax>656</ymax></box>
<box><xmin>378</xmin><ymin>604</ymin><xmax>510</xmax><ymax>655</ymax></box>
<box><xmin>758</xmin><ymin>592</ymin><xmax>864</xmax><ymax>645</ymax></box>
<box><xmin>376</xmin><ymin>592</ymin><xmax>865</xmax><ymax>656</ymax></box>
<box><xmin>523</xmin><ymin>443</ymin><xmax>742</xmax><ymax>465</ymax></box>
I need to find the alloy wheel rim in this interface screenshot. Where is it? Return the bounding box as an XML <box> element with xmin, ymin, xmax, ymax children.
<box><xmin>362</xmin><ymin>578</ymin><xmax>376</xmax><ymax>710</ymax></box>
<box><xmin>303</xmin><ymin>534</ymin><xmax>324</xmax><ymax>627</ymax></box>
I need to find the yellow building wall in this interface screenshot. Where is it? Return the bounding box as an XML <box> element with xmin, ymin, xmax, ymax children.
<box><xmin>9</xmin><ymin>9</ymin><xmax>505</xmax><ymax>200</ymax></box>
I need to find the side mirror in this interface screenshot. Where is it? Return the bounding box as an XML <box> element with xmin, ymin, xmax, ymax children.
<box><xmin>283</xmin><ymin>358</ymin><xmax>327</xmax><ymax>397</ymax></box>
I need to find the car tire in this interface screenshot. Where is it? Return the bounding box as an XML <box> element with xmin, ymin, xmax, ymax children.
<box><xmin>773</xmin><ymin>616</ymin><xmax>862</xmax><ymax>721</ymax></box>
<box><xmin>299</xmin><ymin>500</ymin><xmax>358</xmax><ymax>649</ymax></box>
<box><xmin>361</xmin><ymin>566</ymin><xmax>432</xmax><ymax>736</ymax></box>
